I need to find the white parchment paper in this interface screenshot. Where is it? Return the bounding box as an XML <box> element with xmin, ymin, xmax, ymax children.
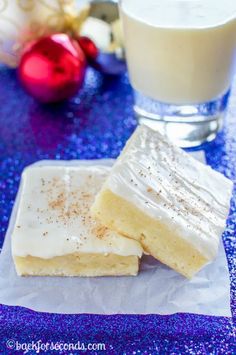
<box><xmin>0</xmin><ymin>155</ymin><xmax>231</xmax><ymax>316</ymax></box>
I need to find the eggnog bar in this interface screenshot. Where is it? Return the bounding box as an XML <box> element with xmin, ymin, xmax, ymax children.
<box><xmin>91</xmin><ymin>125</ymin><xmax>233</xmax><ymax>278</ymax></box>
<box><xmin>12</xmin><ymin>164</ymin><xmax>142</xmax><ymax>276</ymax></box>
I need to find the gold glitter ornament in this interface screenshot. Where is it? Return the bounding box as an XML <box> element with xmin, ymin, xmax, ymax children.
<box><xmin>0</xmin><ymin>0</ymin><xmax>90</xmax><ymax>67</ymax></box>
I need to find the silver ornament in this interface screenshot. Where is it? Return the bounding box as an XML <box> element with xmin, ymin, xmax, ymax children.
<box><xmin>80</xmin><ymin>0</ymin><xmax>126</xmax><ymax>75</ymax></box>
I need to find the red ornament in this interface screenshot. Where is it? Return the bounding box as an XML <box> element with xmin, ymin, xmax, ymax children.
<box><xmin>19</xmin><ymin>33</ymin><xmax>87</xmax><ymax>103</ymax></box>
<box><xmin>78</xmin><ymin>36</ymin><xmax>98</xmax><ymax>62</ymax></box>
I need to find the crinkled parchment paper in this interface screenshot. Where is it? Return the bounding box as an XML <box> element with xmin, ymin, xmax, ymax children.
<box><xmin>0</xmin><ymin>155</ymin><xmax>231</xmax><ymax>315</ymax></box>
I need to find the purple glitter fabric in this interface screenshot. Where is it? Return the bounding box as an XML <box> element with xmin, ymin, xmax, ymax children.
<box><xmin>0</xmin><ymin>66</ymin><xmax>235</xmax><ymax>354</ymax></box>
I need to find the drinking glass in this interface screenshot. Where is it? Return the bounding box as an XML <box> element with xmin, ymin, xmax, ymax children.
<box><xmin>119</xmin><ymin>0</ymin><xmax>236</xmax><ymax>147</ymax></box>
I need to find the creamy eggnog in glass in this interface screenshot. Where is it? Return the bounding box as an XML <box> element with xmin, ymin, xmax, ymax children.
<box><xmin>120</xmin><ymin>0</ymin><xmax>236</xmax><ymax>147</ymax></box>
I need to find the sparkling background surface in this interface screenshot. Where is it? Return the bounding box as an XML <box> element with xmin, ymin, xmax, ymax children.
<box><xmin>0</xmin><ymin>66</ymin><xmax>235</xmax><ymax>354</ymax></box>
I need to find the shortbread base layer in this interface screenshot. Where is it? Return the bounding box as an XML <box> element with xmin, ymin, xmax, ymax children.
<box><xmin>13</xmin><ymin>253</ymin><xmax>139</xmax><ymax>277</ymax></box>
<box><xmin>92</xmin><ymin>189</ymin><xmax>209</xmax><ymax>278</ymax></box>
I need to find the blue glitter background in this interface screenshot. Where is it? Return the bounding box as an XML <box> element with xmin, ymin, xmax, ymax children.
<box><xmin>0</xmin><ymin>66</ymin><xmax>235</xmax><ymax>354</ymax></box>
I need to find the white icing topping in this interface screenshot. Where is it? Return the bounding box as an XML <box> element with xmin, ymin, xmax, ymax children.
<box><xmin>11</xmin><ymin>165</ymin><xmax>142</xmax><ymax>259</ymax></box>
<box><xmin>103</xmin><ymin>125</ymin><xmax>233</xmax><ymax>260</ymax></box>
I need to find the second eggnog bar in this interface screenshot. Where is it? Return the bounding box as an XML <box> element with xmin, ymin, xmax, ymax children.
<box><xmin>91</xmin><ymin>125</ymin><xmax>233</xmax><ymax>278</ymax></box>
<box><xmin>11</xmin><ymin>164</ymin><xmax>142</xmax><ymax>277</ymax></box>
